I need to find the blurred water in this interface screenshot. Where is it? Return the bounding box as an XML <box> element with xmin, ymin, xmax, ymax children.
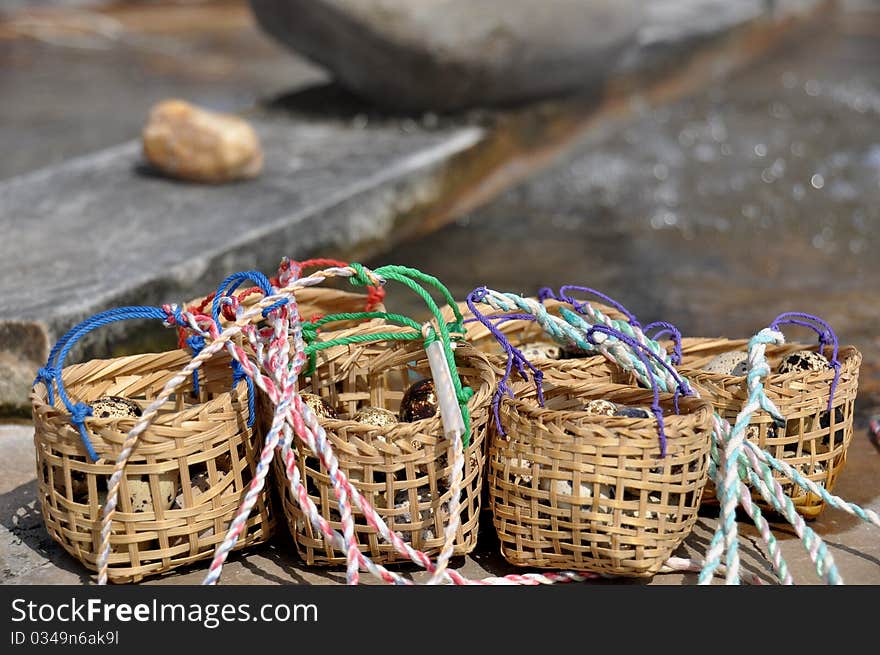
<box><xmin>370</xmin><ymin>8</ymin><xmax>880</xmax><ymax>415</ymax></box>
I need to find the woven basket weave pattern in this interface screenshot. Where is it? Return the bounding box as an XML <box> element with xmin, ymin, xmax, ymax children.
<box><xmin>273</xmin><ymin>330</ymin><xmax>495</xmax><ymax>565</ymax></box>
<box><xmin>678</xmin><ymin>338</ymin><xmax>862</xmax><ymax>518</ymax></box>
<box><xmin>31</xmin><ymin>350</ymin><xmax>274</xmax><ymax>583</ymax></box>
<box><xmin>490</xmin><ymin>380</ymin><xmax>713</xmax><ymax>577</ymax></box>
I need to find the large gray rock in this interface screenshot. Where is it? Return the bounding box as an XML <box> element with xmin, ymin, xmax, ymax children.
<box><xmin>248</xmin><ymin>0</ymin><xmax>645</xmax><ymax>111</ymax></box>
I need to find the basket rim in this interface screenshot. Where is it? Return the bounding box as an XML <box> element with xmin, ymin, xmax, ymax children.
<box><xmin>676</xmin><ymin>338</ymin><xmax>862</xmax><ymax>384</ymax></box>
<box><xmin>498</xmin><ymin>380</ymin><xmax>714</xmax><ymax>432</ymax></box>
<box><xmin>305</xmin><ymin>335</ymin><xmax>496</xmax><ymax>450</ymax></box>
<box><xmin>31</xmin><ymin>349</ymin><xmax>250</xmax><ymax>452</ymax></box>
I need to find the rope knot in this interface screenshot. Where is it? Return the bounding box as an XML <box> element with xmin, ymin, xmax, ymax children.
<box><xmin>34</xmin><ymin>366</ymin><xmax>55</xmax><ymax>386</ymax></box>
<box><xmin>70</xmin><ymin>402</ymin><xmax>93</xmax><ymax>427</ymax></box>
<box><xmin>457</xmin><ymin>386</ymin><xmax>475</xmax><ymax>405</ymax></box>
<box><xmin>162</xmin><ymin>303</ymin><xmax>185</xmax><ymax>327</ymax></box>
<box><xmin>537</xmin><ymin>287</ymin><xmax>558</xmax><ymax>302</ymax></box>
<box><xmin>230</xmin><ymin>359</ymin><xmax>246</xmax><ymax>384</ymax></box>
<box><xmin>348</xmin><ymin>263</ymin><xmax>382</xmax><ymax>289</ymax></box>
<box><xmin>366</xmin><ymin>285</ymin><xmax>386</xmax><ymax>310</ymax></box>
<box><xmin>185</xmin><ymin>334</ymin><xmax>206</xmax><ymax>355</ymax></box>
<box><xmin>468</xmin><ymin>286</ymin><xmax>489</xmax><ymax>304</ymax></box>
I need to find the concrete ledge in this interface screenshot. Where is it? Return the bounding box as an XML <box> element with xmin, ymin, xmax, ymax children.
<box><xmin>0</xmin><ymin>0</ymin><xmax>836</xmax><ymax>416</ymax></box>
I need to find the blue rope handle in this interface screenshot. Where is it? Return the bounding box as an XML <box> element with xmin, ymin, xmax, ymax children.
<box><xmin>768</xmin><ymin>312</ymin><xmax>842</xmax><ymax>412</ymax></box>
<box><xmin>210</xmin><ymin>270</ymin><xmax>286</xmax><ymax>428</ymax></box>
<box><xmin>33</xmin><ymin>306</ymin><xmax>181</xmax><ymax>462</ymax></box>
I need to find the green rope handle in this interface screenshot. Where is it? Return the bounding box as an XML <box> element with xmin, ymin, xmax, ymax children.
<box><xmin>303</xmin><ymin>264</ymin><xmax>475</xmax><ymax>446</ymax></box>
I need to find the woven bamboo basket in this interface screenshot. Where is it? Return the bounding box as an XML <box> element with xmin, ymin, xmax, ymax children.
<box><xmin>31</xmin><ymin>349</ymin><xmax>274</xmax><ymax>583</ymax></box>
<box><xmin>443</xmin><ymin>298</ymin><xmax>633</xmax><ymax>384</ymax></box>
<box><xmin>676</xmin><ymin>337</ymin><xmax>862</xmax><ymax>519</ymax></box>
<box><xmin>273</xmin><ymin>326</ymin><xmax>496</xmax><ymax>565</ymax></box>
<box><xmin>490</xmin><ymin>379</ymin><xmax>713</xmax><ymax>577</ymax></box>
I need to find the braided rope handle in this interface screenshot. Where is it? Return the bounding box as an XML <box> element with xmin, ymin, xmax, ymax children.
<box><xmin>33</xmin><ymin>305</ymin><xmax>189</xmax><ymax>462</ymax></box>
<box><xmin>197</xmin><ymin>264</ymin><xmax>470</xmax><ymax>584</ymax></box>
<box><xmin>464</xmin><ymin>287</ymin><xmax>871</xmax><ymax>584</ymax></box>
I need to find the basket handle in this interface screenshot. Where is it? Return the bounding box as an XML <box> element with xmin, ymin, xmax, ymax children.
<box><xmin>540</xmin><ymin>284</ymin><xmax>684</xmax><ymax>366</ymax></box>
<box><xmin>464</xmin><ymin>289</ymin><xmax>545</xmax><ymax>437</ymax></box>
<box><xmin>33</xmin><ymin>305</ymin><xmax>186</xmax><ymax>462</ymax></box>
<box><xmin>301</xmin><ymin>263</ymin><xmax>475</xmax><ymax>447</ymax></box>
<box><xmin>540</xmin><ymin>284</ymin><xmax>642</xmax><ymax>327</ymax></box>
<box><xmin>279</xmin><ymin>256</ymin><xmax>386</xmax><ymax>312</ymax></box>
<box><xmin>584</xmin><ymin>323</ymin><xmax>697</xmax><ymax>457</ymax></box>
<box><xmin>767</xmin><ymin>311</ymin><xmax>842</xmax><ymax>412</ymax></box>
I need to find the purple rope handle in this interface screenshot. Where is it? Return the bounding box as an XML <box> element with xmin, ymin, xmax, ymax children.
<box><xmin>587</xmin><ymin>325</ymin><xmax>678</xmax><ymax>458</ymax></box>
<box><xmin>463</xmin><ymin>313</ymin><xmax>536</xmax><ymax>325</ymax></box>
<box><xmin>466</xmin><ymin>288</ymin><xmax>545</xmax><ymax>437</ymax></box>
<box><xmin>544</xmin><ymin>285</ymin><xmax>642</xmax><ymax>328</ymax></box>
<box><xmin>768</xmin><ymin>312</ymin><xmax>842</xmax><ymax>412</ymax></box>
<box><xmin>541</xmin><ymin>285</ymin><xmax>685</xmax><ymax>367</ymax></box>
<box><xmin>585</xmin><ymin>323</ymin><xmax>695</xmax><ymax>458</ymax></box>
<box><xmin>645</xmin><ymin>321</ymin><xmax>683</xmax><ymax>366</ymax></box>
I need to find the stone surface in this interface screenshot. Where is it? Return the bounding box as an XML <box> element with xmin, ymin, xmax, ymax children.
<box><xmin>0</xmin><ymin>1</ymin><xmax>325</xmax><ymax>181</ymax></box>
<box><xmin>0</xmin><ymin>115</ymin><xmax>482</xmax><ymax>364</ymax></box>
<box><xmin>248</xmin><ymin>0</ymin><xmax>645</xmax><ymax>111</ymax></box>
<box><xmin>142</xmin><ymin>99</ymin><xmax>264</xmax><ymax>183</ymax></box>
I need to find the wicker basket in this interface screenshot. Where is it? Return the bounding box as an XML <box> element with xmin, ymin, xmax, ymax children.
<box><xmin>31</xmin><ymin>349</ymin><xmax>274</xmax><ymax>583</ymax></box>
<box><xmin>489</xmin><ymin>379</ymin><xmax>713</xmax><ymax>577</ymax></box>
<box><xmin>677</xmin><ymin>337</ymin><xmax>862</xmax><ymax>519</ymax></box>
<box><xmin>274</xmin><ymin>327</ymin><xmax>496</xmax><ymax>565</ymax></box>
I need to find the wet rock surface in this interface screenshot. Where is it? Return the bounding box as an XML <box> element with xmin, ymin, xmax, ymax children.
<box><xmin>373</xmin><ymin>6</ymin><xmax>880</xmax><ymax>420</ymax></box>
<box><xmin>249</xmin><ymin>0</ymin><xmax>645</xmax><ymax>111</ymax></box>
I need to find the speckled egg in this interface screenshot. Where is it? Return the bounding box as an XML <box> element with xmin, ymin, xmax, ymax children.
<box><xmin>519</xmin><ymin>341</ymin><xmax>562</xmax><ymax>360</ymax></box>
<box><xmin>172</xmin><ymin>471</ymin><xmax>212</xmax><ymax>509</ymax></box>
<box><xmin>625</xmin><ymin>493</ymin><xmax>664</xmax><ymax>520</ymax></box>
<box><xmin>52</xmin><ymin>469</ymin><xmax>89</xmax><ymax>500</ymax></box>
<box><xmin>399</xmin><ymin>379</ymin><xmax>437</xmax><ymax>422</ymax></box>
<box><xmin>539</xmin><ymin>477</ymin><xmax>613</xmax><ymax>511</ymax></box>
<box><xmin>746</xmin><ymin>423</ymin><xmax>778</xmax><ymax>442</ymax></box>
<box><xmin>391</xmin><ymin>490</ymin><xmax>438</xmax><ymax>540</ymax></box>
<box><xmin>583</xmin><ymin>399</ymin><xmax>618</xmax><ymax>416</ymax></box>
<box><xmin>354</xmin><ymin>406</ymin><xmax>399</xmax><ymax>428</ymax></box>
<box><xmin>126</xmin><ymin>472</ymin><xmax>179</xmax><ymax>513</ymax></box>
<box><xmin>614</xmin><ymin>406</ymin><xmax>651</xmax><ymax>419</ymax></box>
<box><xmin>504</xmin><ymin>455</ymin><xmax>534</xmax><ymax>485</ymax></box>
<box><xmin>91</xmin><ymin>396</ymin><xmax>142</xmax><ymax>419</ymax></box>
<box><xmin>560</xmin><ymin>346</ymin><xmax>592</xmax><ymax>359</ymax></box>
<box><xmin>703</xmin><ymin>351</ymin><xmax>748</xmax><ymax>377</ymax></box>
<box><xmin>777</xmin><ymin>350</ymin><xmax>829</xmax><ymax>375</ymax></box>
<box><xmin>301</xmin><ymin>393</ymin><xmax>337</xmax><ymax>420</ymax></box>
